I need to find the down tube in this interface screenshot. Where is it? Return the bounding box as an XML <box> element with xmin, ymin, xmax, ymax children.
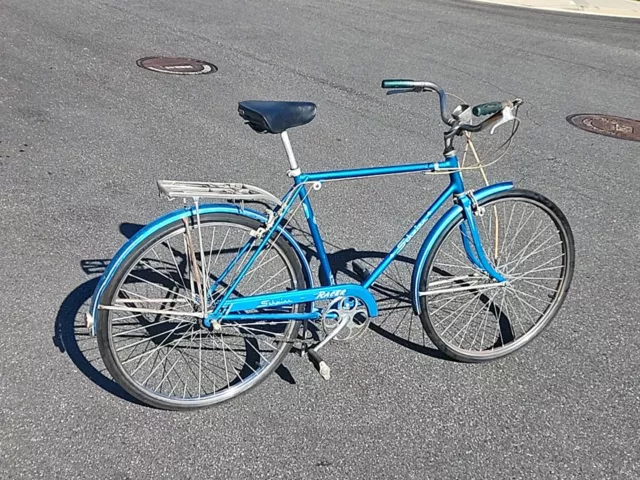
<box><xmin>362</xmin><ymin>184</ymin><xmax>456</xmax><ymax>289</ymax></box>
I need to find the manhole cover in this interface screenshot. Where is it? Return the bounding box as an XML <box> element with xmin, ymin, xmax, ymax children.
<box><xmin>567</xmin><ymin>114</ymin><xmax>640</xmax><ymax>142</ymax></box>
<box><xmin>136</xmin><ymin>57</ymin><xmax>217</xmax><ymax>75</ymax></box>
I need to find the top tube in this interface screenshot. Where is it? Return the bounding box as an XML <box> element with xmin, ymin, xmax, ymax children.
<box><xmin>298</xmin><ymin>157</ymin><xmax>458</xmax><ymax>183</ymax></box>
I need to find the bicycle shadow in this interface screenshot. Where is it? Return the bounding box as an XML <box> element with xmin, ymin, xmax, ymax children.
<box><xmin>53</xmin><ymin>223</ymin><xmax>301</xmax><ymax>407</ymax></box>
<box><xmin>322</xmin><ymin>246</ymin><xmax>450</xmax><ymax>361</ymax></box>
<box><xmin>289</xmin><ymin>223</ymin><xmax>450</xmax><ymax>360</ymax></box>
<box><xmin>52</xmin><ymin>224</ymin><xmax>147</xmax><ymax>405</ymax></box>
<box><xmin>52</xmin><ymin>275</ymin><xmax>143</xmax><ymax>405</ymax></box>
<box><xmin>53</xmin><ymin>222</ymin><xmax>453</xmax><ymax>406</ymax></box>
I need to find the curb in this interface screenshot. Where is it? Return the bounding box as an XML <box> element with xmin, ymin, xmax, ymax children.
<box><xmin>470</xmin><ymin>0</ymin><xmax>640</xmax><ymax>19</ymax></box>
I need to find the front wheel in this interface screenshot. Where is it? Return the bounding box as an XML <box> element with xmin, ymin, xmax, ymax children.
<box><xmin>419</xmin><ymin>189</ymin><xmax>575</xmax><ymax>362</ymax></box>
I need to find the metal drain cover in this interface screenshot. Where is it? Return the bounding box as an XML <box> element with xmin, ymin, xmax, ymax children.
<box><xmin>567</xmin><ymin>114</ymin><xmax>640</xmax><ymax>142</ymax></box>
<box><xmin>136</xmin><ymin>57</ymin><xmax>217</xmax><ymax>75</ymax></box>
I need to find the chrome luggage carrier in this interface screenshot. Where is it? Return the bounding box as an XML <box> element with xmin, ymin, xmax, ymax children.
<box><xmin>157</xmin><ymin>180</ymin><xmax>282</xmax><ymax>206</ymax></box>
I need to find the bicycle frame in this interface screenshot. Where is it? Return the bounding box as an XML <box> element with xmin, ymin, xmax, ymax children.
<box><xmin>87</xmin><ymin>152</ymin><xmax>514</xmax><ymax>336</ymax></box>
<box><xmin>297</xmin><ymin>157</ymin><xmax>463</xmax><ymax>289</ymax></box>
<box><xmin>203</xmin><ymin>152</ymin><xmax>508</xmax><ymax>326</ymax></box>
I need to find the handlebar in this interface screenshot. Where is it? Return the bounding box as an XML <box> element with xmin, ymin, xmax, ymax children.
<box><xmin>461</xmin><ymin>99</ymin><xmax>522</xmax><ymax>134</ymax></box>
<box><xmin>381</xmin><ymin>79</ymin><xmax>454</xmax><ymax>126</ymax></box>
<box><xmin>381</xmin><ymin>78</ymin><xmax>522</xmax><ymax>136</ymax></box>
<box><xmin>472</xmin><ymin>101</ymin><xmax>509</xmax><ymax>117</ymax></box>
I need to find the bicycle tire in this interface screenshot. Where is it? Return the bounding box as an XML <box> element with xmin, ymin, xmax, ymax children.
<box><xmin>419</xmin><ymin>189</ymin><xmax>575</xmax><ymax>362</ymax></box>
<box><xmin>97</xmin><ymin>212</ymin><xmax>308</xmax><ymax>409</ymax></box>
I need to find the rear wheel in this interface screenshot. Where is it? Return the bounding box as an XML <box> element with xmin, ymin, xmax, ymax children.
<box><xmin>97</xmin><ymin>213</ymin><xmax>308</xmax><ymax>409</ymax></box>
<box><xmin>419</xmin><ymin>189</ymin><xmax>574</xmax><ymax>362</ymax></box>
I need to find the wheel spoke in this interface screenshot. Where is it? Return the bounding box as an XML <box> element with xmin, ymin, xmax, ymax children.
<box><xmin>112</xmin><ymin>316</ymin><xmax>194</xmax><ymax>337</ymax></box>
<box><xmin>249</xmin><ymin>266</ymin><xmax>289</xmax><ymax>296</ymax></box>
<box><xmin>518</xmin><ymin>278</ymin><xmax>559</xmax><ymax>293</ymax></box>
<box><xmin>99</xmin><ymin>215</ymin><xmax>304</xmax><ymax>407</ymax></box>
<box><xmin>125</xmin><ymin>318</ymin><xmax>192</xmax><ymax>371</ymax></box>
<box><xmin>141</xmin><ymin>324</ymin><xmax>195</xmax><ymax>387</ymax></box>
<box><xmin>127</xmin><ymin>273</ymin><xmax>194</xmax><ymax>302</ymax></box>
<box><xmin>422</xmin><ymin>194</ymin><xmax>572</xmax><ymax>359</ymax></box>
<box><xmin>450</xmin><ymin>294</ymin><xmax>484</xmax><ymax>347</ymax></box>
<box><xmin>508</xmin><ymin>286</ymin><xmax>546</xmax><ymax>316</ymax></box>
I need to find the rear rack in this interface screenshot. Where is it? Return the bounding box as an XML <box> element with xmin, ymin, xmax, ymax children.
<box><xmin>157</xmin><ymin>180</ymin><xmax>282</xmax><ymax>206</ymax></box>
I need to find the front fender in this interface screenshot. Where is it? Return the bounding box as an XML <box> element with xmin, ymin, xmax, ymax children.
<box><xmin>88</xmin><ymin>204</ymin><xmax>313</xmax><ymax>335</ymax></box>
<box><xmin>410</xmin><ymin>182</ymin><xmax>514</xmax><ymax>315</ymax></box>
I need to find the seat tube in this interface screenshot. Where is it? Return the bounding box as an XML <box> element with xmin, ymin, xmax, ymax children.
<box><xmin>296</xmin><ymin>182</ymin><xmax>334</xmax><ymax>286</ymax></box>
<box><xmin>282</xmin><ymin>131</ymin><xmax>331</xmax><ymax>284</ymax></box>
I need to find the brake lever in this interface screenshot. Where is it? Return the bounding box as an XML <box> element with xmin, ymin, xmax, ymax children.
<box><xmin>490</xmin><ymin>101</ymin><xmax>522</xmax><ymax>135</ymax></box>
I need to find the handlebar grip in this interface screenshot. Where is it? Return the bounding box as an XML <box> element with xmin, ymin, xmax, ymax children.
<box><xmin>381</xmin><ymin>79</ymin><xmax>416</xmax><ymax>89</ymax></box>
<box><xmin>472</xmin><ymin>102</ymin><xmax>507</xmax><ymax>117</ymax></box>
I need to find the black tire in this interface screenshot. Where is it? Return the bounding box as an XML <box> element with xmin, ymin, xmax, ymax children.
<box><xmin>418</xmin><ymin>189</ymin><xmax>575</xmax><ymax>362</ymax></box>
<box><xmin>97</xmin><ymin>213</ymin><xmax>308</xmax><ymax>409</ymax></box>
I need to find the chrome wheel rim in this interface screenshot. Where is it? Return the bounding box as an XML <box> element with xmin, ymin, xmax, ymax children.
<box><xmin>103</xmin><ymin>220</ymin><xmax>300</xmax><ymax>406</ymax></box>
<box><xmin>424</xmin><ymin>196</ymin><xmax>571</xmax><ymax>357</ymax></box>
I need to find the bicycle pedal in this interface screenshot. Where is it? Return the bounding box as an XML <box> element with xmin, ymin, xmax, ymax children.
<box><xmin>307</xmin><ymin>349</ymin><xmax>331</xmax><ymax>381</ymax></box>
<box><xmin>352</xmin><ymin>261</ymin><xmax>371</xmax><ymax>282</ymax></box>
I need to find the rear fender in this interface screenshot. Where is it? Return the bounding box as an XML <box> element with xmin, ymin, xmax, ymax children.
<box><xmin>87</xmin><ymin>204</ymin><xmax>313</xmax><ymax>335</ymax></box>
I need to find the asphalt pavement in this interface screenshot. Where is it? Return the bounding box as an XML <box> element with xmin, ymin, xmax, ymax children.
<box><xmin>1</xmin><ymin>0</ymin><xmax>639</xmax><ymax>478</ymax></box>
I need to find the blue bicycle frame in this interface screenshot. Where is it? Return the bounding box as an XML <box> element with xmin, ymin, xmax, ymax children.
<box><xmin>88</xmin><ymin>149</ymin><xmax>514</xmax><ymax>335</ymax></box>
<box><xmin>202</xmin><ymin>152</ymin><xmax>511</xmax><ymax>326</ymax></box>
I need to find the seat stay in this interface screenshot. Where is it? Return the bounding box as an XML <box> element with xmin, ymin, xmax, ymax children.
<box><xmin>204</xmin><ymin>181</ymin><xmax>303</xmax><ymax>299</ymax></box>
<box><xmin>206</xmin><ymin>183</ymin><xmax>305</xmax><ymax>320</ymax></box>
<box><xmin>206</xmin><ymin>238</ymin><xmax>255</xmax><ymax>299</ymax></box>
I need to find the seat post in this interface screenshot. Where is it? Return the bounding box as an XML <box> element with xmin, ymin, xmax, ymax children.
<box><xmin>280</xmin><ymin>131</ymin><xmax>301</xmax><ymax>177</ymax></box>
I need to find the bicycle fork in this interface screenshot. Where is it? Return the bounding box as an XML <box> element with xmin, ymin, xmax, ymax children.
<box><xmin>456</xmin><ymin>192</ymin><xmax>506</xmax><ymax>283</ymax></box>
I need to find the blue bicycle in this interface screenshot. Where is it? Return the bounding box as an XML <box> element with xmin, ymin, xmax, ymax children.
<box><xmin>87</xmin><ymin>80</ymin><xmax>575</xmax><ymax>409</ymax></box>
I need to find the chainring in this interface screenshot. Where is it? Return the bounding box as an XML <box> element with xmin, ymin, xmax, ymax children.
<box><xmin>321</xmin><ymin>296</ymin><xmax>370</xmax><ymax>342</ymax></box>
